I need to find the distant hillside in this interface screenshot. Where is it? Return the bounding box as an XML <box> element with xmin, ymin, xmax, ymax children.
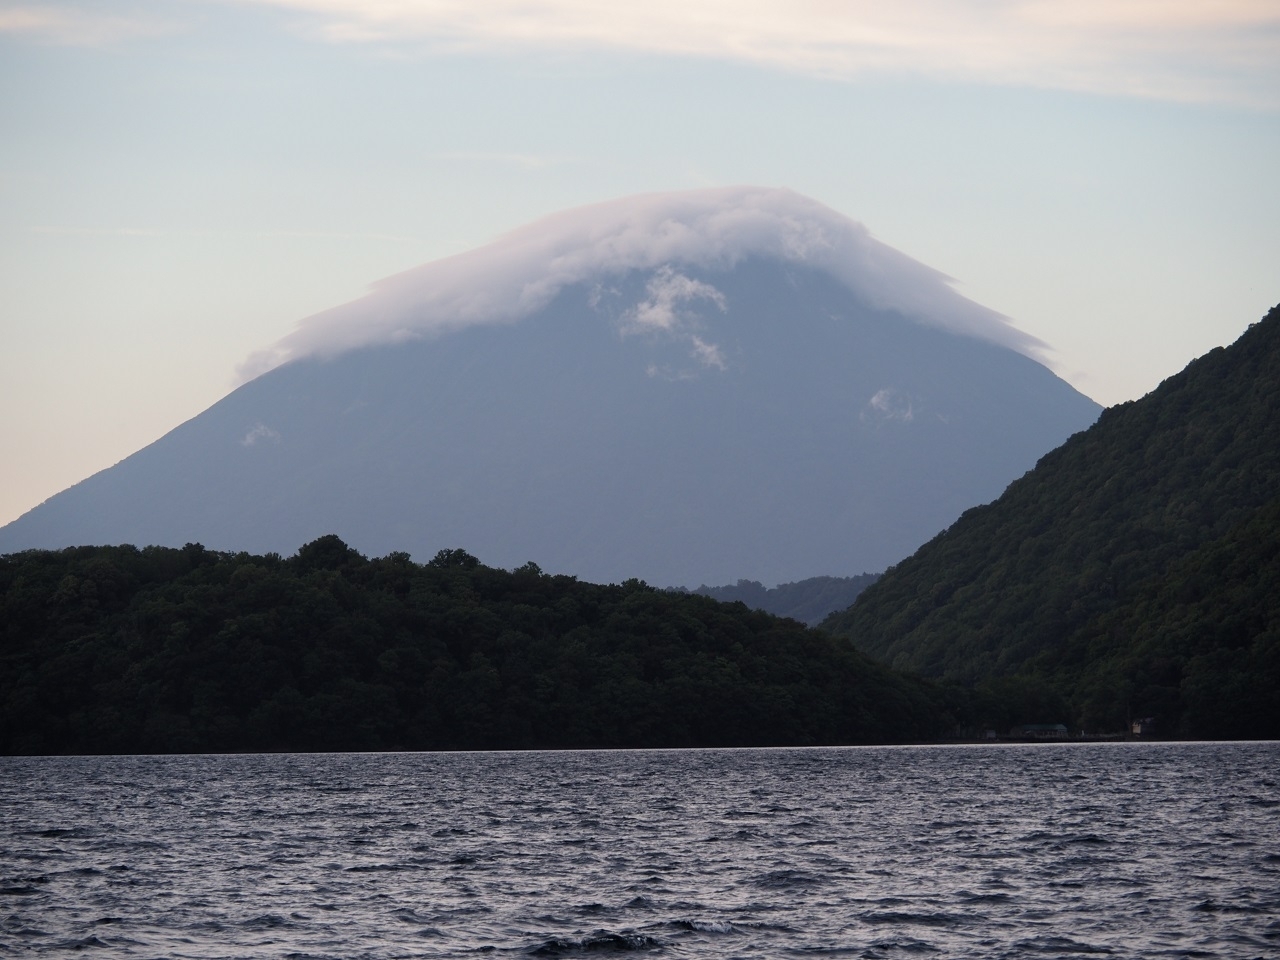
<box><xmin>823</xmin><ymin>304</ymin><xmax>1280</xmax><ymax>739</ymax></box>
<box><xmin>0</xmin><ymin>539</ymin><xmax>950</xmax><ymax>755</ymax></box>
<box><xmin>692</xmin><ymin>574</ymin><xmax>879</xmax><ymax>626</ymax></box>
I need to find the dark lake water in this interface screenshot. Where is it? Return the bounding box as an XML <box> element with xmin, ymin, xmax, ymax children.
<box><xmin>2</xmin><ymin>743</ymin><xmax>1278</xmax><ymax>958</ymax></box>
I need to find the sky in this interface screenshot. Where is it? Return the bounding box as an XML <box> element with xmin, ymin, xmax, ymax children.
<box><xmin>2</xmin><ymin>0</ymin><xmax>1278</xmax><ymax>529</ymax></box>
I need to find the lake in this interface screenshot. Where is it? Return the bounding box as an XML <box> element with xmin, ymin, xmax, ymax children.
<box><xmin>2</xmin><ymin>742</ymin><xmax>1277</xmax><ymax>957</ymax></box>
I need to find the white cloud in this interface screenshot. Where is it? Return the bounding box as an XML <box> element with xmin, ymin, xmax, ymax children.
<box><xmin>619</xmin><ymin>265</ymin><xmax>725</xmax><ymax>335</ymax></box>
<box><xmin>240</xmin><ymin>422</ymin><xmax>281</xmax><ymax>446</ymax></box>
<box><xmin>616</xmin><ymin>267</ymin><xmax>730</xmax><ymax>372</ymax></box>
<box><xmin>689</xmin><ymin>336</ymin><xmax>726</xmax><ymax>371</ymax></box>
<box><xmin>230</xmin><ymin>0</ymin><xmax>1280</xmax><ymax>108</ymax></box>
<box><xmin>239</xmin><ymin>186</ymin><xmax>1042</xmax><ymax>380</ymax></box>
<box><xmin>6</xmin><ymin>1</ymin><xmax>1274</xmax><ymax>106</ymax></box>
<box><xmin>240</xmin><ymin>186</ymin><xmax>1045</xmax><ymax>377</ymax></box>
<box><xmin>864</xmin><ymin>388</ymin><xmax>914</xmax><ymax>423</ymax></box>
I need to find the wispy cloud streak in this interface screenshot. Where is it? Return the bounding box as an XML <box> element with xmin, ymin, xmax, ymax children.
<box><xmin>7</xmin><ymin>1</ymin><xmax>1274</xmax><ymax>106</ymax></box>
<box><xmin>234</xmin><ymin>0</ymin><xmax>1280</xmax><ymax>108</ymax></box>
<box><xmin>30</xmin><ymin>226</ymin><xmax>421</xmax><ymax>242</ymax></box>
<box><xmin>0</xmin><ymin>3</ymin><xmax>176</xmax><ymax>45</ymax></box>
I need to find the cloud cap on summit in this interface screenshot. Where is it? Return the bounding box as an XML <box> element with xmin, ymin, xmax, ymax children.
<box><xmin>240</xmin><ymin>187</ymin><xmax>1045</xmax><ymax>380</ymax></box>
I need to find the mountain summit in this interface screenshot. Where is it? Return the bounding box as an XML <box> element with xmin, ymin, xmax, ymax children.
<box><xmin>1</xmin><ymin>188</ymin><xmax>1100</xmax><ymax>585</ymax></box>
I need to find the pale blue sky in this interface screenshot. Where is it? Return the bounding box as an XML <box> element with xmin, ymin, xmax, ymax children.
<box><xmin>2</xmin><ymin>0</ymin><xmax>1278</xmax><ymax>527</ymax></box>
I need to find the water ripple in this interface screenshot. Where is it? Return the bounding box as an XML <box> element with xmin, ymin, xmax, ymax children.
<box><xmin>1</xmin><ymin>743</ymin><xmax>1278</xmax><ymax>958</ymax></box>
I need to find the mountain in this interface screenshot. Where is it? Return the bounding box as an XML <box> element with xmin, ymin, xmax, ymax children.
<box><xmin>692</xmin><ymin>574</ymin><xmax>880</xmax><ymax>626</ymax></box>
<box><xmin>822</xmin><ymin>304</ymin><xmax>1280</xmax><ymax>739</ymax></box>
<box><xmin>0</xmin><ymin>188</ymin><xmax>1100</xmax><ymax>587</ymax></box>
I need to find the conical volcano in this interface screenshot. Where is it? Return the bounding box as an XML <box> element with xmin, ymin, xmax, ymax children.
<box><xmin>0</xmin><ymin>188</ymin><xmax>1100</xmax><ymax>585</ymax></box>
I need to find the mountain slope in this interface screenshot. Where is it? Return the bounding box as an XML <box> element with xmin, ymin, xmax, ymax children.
<box><xmin>0</xmin><ymin>189</ymin><xmax>1100</xmax><ymax>587</ymax></box>
<box><xmin>823</xmin><ymin>304</ymin><xmax>1280</xmax><ymax>737</ymax></box>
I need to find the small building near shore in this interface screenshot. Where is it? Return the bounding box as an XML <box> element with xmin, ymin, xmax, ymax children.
<box><xmin>1010</xmin><ymin>723</ymin><xmax>1069</xmax><ymax>740</ymax></box>
<box><xmin>1131</xmin><ymin>717</ymin><xmax>1157</xmax><ymax>737</ymax></box>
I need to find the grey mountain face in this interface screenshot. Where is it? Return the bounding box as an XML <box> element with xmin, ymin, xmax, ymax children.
<box><xmin>1</xmin><ymin>257</ymin><xmax>1100</xmax><ymax>586</ymax></box>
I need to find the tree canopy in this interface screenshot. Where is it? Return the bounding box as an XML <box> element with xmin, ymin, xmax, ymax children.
<box><xmin>823</xmin><ymin>304</ymin><xmax>1280</xmax><ymax>739</ymax></box>
<box><xmin>2</xmin><ymin>539</ymin><xmax>950</xmax><ymax>755</ymax></box>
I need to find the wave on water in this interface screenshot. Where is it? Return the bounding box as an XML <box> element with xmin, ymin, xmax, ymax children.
<box><xmin>670</xmin><ymin>919</ymin><xmax>736</xmax><ymax>933</ymax></box>
<box><xmin>528</xmin><ymin>932</ymin><xmax>663</xmax><ymax>954</ymax></box>
<box><xmin>747</xmin><ymin>868</ymin><xmax>826</xmax><ymax>888</ymax></box>
<box><xmin>1008</xmin><ymin>935</ymin><xmax>1116</xmax><ymax>954</ymax></box>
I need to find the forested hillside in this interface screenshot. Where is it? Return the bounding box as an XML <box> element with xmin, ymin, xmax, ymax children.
<box><xmin>824</xmin><ymin>304</ymin><xmax>1280</xmax><ymax>739</ymax></box>
<box><xmin>692</xmin><ymin>574</ymin><xmax>879</xmax><ymax>626</ymax></box>
<box><xmin>1</xmin><ymin>538</ymin><xmax>949</xmax><ymax>755</ymax></box>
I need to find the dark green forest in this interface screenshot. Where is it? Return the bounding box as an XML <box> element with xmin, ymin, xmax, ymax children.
<box><xmin>824</xmin><ymin>304</ymin><xmax>1280</xmax><ymax>740</ymax></box>
<box><xmin>0</xmin><ymin>538</ymin><xmax>950</xmax><ymax>755</ymax></box>
<box><xmin>691</xmin><ymin>574</ymin><xmax>880</xmax><ymax>626</ymax></box>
